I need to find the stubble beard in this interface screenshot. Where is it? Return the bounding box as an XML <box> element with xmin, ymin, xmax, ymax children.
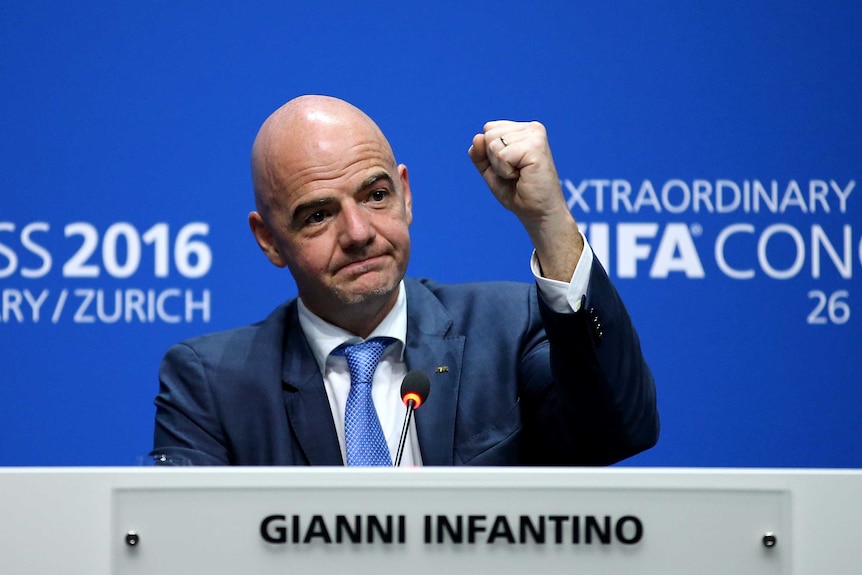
<box><xmin>330</xmin><ymin>244</ymin><xmax>408</xmax><ymax>309</ymax></box>
<box><xmin>330</xmin><ymin>271</ymin><xmax>401</xmax><ymax>307</ymax></box>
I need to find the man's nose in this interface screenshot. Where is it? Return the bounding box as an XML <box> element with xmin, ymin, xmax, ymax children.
<box><xmin>338</xmin><ymin>202</ymin><xmax>375</xmax><ymax>248</ymax></box>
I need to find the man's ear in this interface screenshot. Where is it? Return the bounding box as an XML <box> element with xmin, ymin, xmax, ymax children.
<box><xmin>398</xmin><ymin>164</ymin><xmax>413</xmax><ymax>225</ymax></box>
<box><xmin>248</xmin><ymin>211</ymin><xmax>287</xmax><ymax>268</ymax></box>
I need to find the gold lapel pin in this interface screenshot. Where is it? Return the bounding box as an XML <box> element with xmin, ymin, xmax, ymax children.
<box><xmin>435</xmin><ymin>366</ymin><xmax>449</xmax><ymax>373</ymax></box>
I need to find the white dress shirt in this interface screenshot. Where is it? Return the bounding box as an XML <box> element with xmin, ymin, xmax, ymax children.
<box><xmin>297</xmin><ymin>233</ymin><xmax>594</xmax><ymax>466</ymax></box>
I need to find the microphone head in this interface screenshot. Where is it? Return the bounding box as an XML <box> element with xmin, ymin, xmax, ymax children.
<box><xmin>400</xmin><ymin>370</ymin><xmax>431</xmax><ymax>409</ymax></box>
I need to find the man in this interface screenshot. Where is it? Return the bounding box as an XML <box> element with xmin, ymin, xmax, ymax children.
<box><xmin>152</xmin><ymin>95</ymin><xmax>658</xmax><ymax>466</ymax></box>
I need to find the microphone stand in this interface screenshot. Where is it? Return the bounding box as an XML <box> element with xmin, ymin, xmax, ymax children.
<box><xmin>394</xmin><ymin>399</ymin><xmax>416</xmax><ymax>467</ymax></box>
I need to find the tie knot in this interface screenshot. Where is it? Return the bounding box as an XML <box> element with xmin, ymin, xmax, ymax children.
<box><xmin>339</xmin><ymin>337</ymin><xmax>395</xmax><ymax>386</ymax></box>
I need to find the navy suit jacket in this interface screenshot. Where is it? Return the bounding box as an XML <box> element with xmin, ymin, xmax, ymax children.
<box><xmin>153</xmin><ymin>262</ymin><xmax>658</xmax><ymax>465</ymax></box>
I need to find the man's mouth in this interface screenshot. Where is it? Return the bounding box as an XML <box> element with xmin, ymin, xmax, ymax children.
<box><xmin>338</xmin><ymin>254</ymin><xmax>386</xmax><ymax>274</ymax></box>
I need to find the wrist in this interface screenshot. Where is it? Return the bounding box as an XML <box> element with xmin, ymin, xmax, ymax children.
<box><xmin>528</xmin><ymin>215</ymin><xmax>583</xmax><ymax>282</ymax></box>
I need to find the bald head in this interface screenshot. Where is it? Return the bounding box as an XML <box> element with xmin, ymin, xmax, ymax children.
<box><xmin>247</xmin><ymin>95</ymin><xmax>413</xmax><ymax>335</ymax></box>
<box><xmin>251</xmin><ymin>95</ymin><xmax>396</xmax><ymax>220</ymax></box>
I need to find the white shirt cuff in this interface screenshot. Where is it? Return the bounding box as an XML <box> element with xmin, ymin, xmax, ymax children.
<box><xmin>530</xmin><ymin>230</ymin><xmax>593</xmax><ymax>313</ymax></box>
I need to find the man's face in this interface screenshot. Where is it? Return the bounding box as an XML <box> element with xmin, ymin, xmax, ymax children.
<box><xmin>253</xmin><ymin>126</ymin><xmax>412</xmax><ymax>327</ymax></box>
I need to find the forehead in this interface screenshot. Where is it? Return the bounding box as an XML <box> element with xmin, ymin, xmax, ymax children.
<box><xmin>252</xmin><ymin>99</ymin><xmax>400</xmax><ymax>218</ymax></box>
<box><xmin>275</xmin><ymin>127</ymin><xmax>398</xmax><ymax>203</ymax></box>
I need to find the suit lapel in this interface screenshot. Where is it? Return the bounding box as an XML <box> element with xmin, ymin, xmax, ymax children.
<box><xmin>404</xmin><ymin>279</ymin><xmax>464</xmax><ymax>466</ymax></box>
<box><xmin>277</xmin><ymin>281</ymin><xmax>465</xmax><ymax>467</ymax></box>
<box><xmin>280</xmin><ymin>303</ymin><xmax>344</xmax><ymax>465</ymax></box>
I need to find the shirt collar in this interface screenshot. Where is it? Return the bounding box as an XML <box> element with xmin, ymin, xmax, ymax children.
<box><xmin>297</xmin><ymin>281</ymin><xmax>407</xmax><ymax>373</ymax></box>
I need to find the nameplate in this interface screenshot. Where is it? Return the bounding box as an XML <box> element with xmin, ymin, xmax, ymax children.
<box><xmin>113</xmin><ymin>483</ymin><xmax>788</xmax><ymax>574</ymax></box>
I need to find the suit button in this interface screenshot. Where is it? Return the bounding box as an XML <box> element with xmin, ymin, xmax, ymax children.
<box><xmin>586</xmin><ymin>304</ymin><xmax>603</xmax><ymax>344</ymax></box>
<box><xmin>590</xmin><ymin>309</ymin><xmax>603</xmax><ymax>344</ymax></box>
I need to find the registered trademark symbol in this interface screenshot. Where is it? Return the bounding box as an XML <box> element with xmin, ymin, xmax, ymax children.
<box><xmin>690</xmin><ymin>223</ymin><xmax>703</xmax><ymax>237</ymax></box>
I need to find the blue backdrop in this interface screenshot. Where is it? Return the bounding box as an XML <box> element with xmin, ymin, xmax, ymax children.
<box><xmin>2</xmin><ymin>1</ymin><xmax>860</xmax><ymax>467</ymax></box>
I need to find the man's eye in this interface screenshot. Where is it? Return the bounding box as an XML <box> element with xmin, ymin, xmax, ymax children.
<box><xmin>305</xmin><ymin>211</ymin><xmax>328</xmax><ymax>225</ymax></box>
<box><xmin>368</xmin><ymin>189</ymin><xmax>389</xmax><ymax>202</ymax></box>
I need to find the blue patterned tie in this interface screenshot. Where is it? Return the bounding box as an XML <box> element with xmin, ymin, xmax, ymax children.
<box><xmin>338</xmin><ymin>337</ymin><xmax>395</xmax><ymax>466</ymax></box>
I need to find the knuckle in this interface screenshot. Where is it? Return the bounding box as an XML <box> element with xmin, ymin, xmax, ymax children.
<box><xmin>529</xmin><ymin>121</ymin><xmax>547</xmax><ymax>134</ymax></box>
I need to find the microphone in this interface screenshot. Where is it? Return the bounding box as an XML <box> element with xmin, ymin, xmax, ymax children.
<box><xmin>394</xmin><ymin>370</ymin><xmax>431</xmax><ymax>467</ymax></box>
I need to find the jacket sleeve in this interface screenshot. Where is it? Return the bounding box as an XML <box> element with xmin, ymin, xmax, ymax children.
<box><xmin>519</xmin><ymin>259</ymin><xmax>659</xmax><ymax>465</ymax></box>
<box><xmin>151</xmin><ymin>342</ymin><xmax>231</xmax><ymax>465</ymax></box>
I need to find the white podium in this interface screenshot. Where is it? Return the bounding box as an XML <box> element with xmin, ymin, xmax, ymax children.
<box><xmin>1</xmin><ymin>468</ymin><xmax>860</xmax><ymax>574</ymax></box>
